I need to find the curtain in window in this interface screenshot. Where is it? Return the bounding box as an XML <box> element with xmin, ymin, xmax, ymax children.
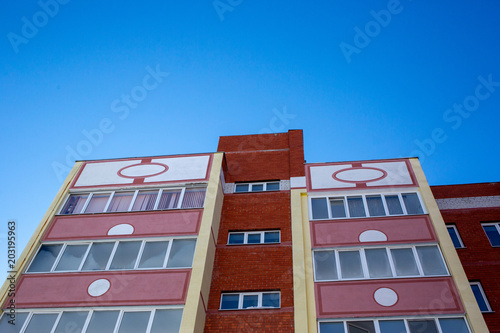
<box><xmin>347</xmin><ymin>197</ymin><xmax>366</xmax><ymax>218</ymax></box>
<box><xmin>132</xmin><ymin>190</ymin><xmax>158</xmax><ymax>211</ymax></box>
<box><xmin>402</xmin><ymin>193</ymin><xmax>424</xmax><ymax>215</ymax></box>
<box><xmin>61</xmin><ymin>194</ymin><xmax>88</xmax><ymax>214</ymax></box>
<box><xmin>85</xmin><ymin>194</ymin><xmax>110</xmax><ymax>213</ymax></box>
<box><xmin>181</xmin><ymin>188</ymin><xmax>206</xmax><ymax>208</ymax></box>
<box><xmin>157</xmin><ymin>190</ymin><xmax>181</xmax><ymax>210</ymax></box>
<box><xmin>107</xmin><ymin>192</ymin><xmax>134</xmax><ymax>212</ymax></box>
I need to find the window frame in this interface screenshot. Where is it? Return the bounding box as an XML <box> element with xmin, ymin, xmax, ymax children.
<box><xmin>309</xmin><ymin>191</ymin><xmax>426</xmax><ymax>220</ymax></box>
<box><xmin>26</xmin><ymin>237</ymin><xmax>197</xmax><ymax>274</ymax></box>
<box><xmin>482</xmin><ymin>222</ymin><xmax>500</xmax><ymax>247</ymax></box>
<box><xmin>227</xmin><ymin>230</ymin><xmax>281</xmax><ymax>245</ymax></box>
<box><xmin>234</xmin><ymin>181</ymin><xmax>280</xmax><ymax>193</ymax></box>
<box><xmin>313</xmin><ymin>244</ymin><xmax>449</xmax><ymax>282</ymax></box>
<box><xmin>58</xmin><ymin>186</ymin><xmax>206</xmax><ymax>215</ymax></box>
<box><xmin>219</xmin><ymin>291</ymin><xmax>281</xmax><ymax>310</ymax></box>
<box><xmin>470</xmin><ymin>281</ymin><xmax>493</xmax><ymax>312</ymax></box>
<box><xmin>446</xmin><ymin>225</ymin><xmax>465</xmax><ymax>248</ymax></box>
<box><xmin>0</xmin><ymin>306</ymin><xmax>184</xmax><ymax>333</ymax></box>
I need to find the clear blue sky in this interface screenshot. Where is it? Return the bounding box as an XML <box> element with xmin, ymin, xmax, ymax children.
<box><xmin>1</xmin><ymin>1</ymin><xmax>499</xmax><ymax>274</ymax></box>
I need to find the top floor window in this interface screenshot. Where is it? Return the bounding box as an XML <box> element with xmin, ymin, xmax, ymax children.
<box><xmin>60</xmin><ymin>187</ymin><xmax>206</xmax><ymax>215</ymax></box>
<box><xmin>482</xmin><ymin>222</ymin><xmax>500</xmax><ymax>247</ymax></box>
<box><xmin>234</xmin><ymin>181</ymin><xmax>280</xmax><ymax>193</ymax></box>
<box><xmin>310</xmin><ymin>192</ymin><xmax>425</xmax><ymax>220</ymax></box>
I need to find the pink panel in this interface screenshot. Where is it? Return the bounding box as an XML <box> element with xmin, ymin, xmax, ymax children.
<box><xmin>44</xmin><ymin>210</ymin><xmax>202</xmax><ymax>241</ymax></box>
<box><xmin>315</xmin><ymin>277</ymin><xmax>463</xmax><ymax>318</ymax></box>
<box><xmin>311</xmin><ymin>216</ymin><xmax>436</xmax><ymax>247</ymax></box>
<box><xmin>14</xmin><ymin>270</ymin><xmax>190</xmax><ymax>308</ymax></box>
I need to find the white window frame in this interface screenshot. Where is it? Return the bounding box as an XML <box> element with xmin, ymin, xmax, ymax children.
<box><xmin>0</xmin><ymin>306</ymin><xmax>183</xmax><ymax>333</ymax></box>
<box><xmin>317</xmin><ymin>316</ymin><xmax>471</xmax><ymax>333</ymax></box>
<box><xmin>58</xmin><ymin>186</ymin><xmax>206</xmax><ymax>215</ymax></box>
<box><xmin>234</xmin><ymin>181</ymin><xmax>280</xmax><ymax>193</ymax></box>
<box><xmin>313</xmin><ymin>244</ymin><xmax>449</xmax><ymax>282</ymax></box>
<box><xmin>470</xmin><ymin>281</ymin><xmax>493</xmax><ymax>312</ymax></box>
<box><xmin>227</xmin><ymin>231</ymin><xmax>281</xmax><ymax>245</ymax></box>
<box><xmin>446</xmin><ymin>225</ymin><xmax>465</xmax><ymax>248</ymax></box>
<box><xmin>219</xmin><ymin>291</ymin><xmax>281</xmax><ymax>310</ymax></box>
<box><xmin>309</xmin><ymin>191</ymin><xmax>426</xmax><ymax>220</ymax></box>
<box><xmin>26</xmin><ymin>237</ymin><xmax>197</xmax><ymax>274</ymax></box>
<box><xmin>482</xmin><ymin>222</ymin><xmax>500</xmax><ymax>247</ymax></box>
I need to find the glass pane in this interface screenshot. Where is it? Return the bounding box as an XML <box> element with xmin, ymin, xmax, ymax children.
<box><xmin>347</xmin><ymin>321</ymin><xmax>376</xmax><ymax>333</ymax></box>
<box><xmin>242</xmin><ymin>295</ymin><xmax>258</xmax><ymax>308</ymax></box>
<box><xmin>167</xmin><ymin>239</ymin><xmax>196</xmax><ymax>268</ymax></box>
<box><xmin>181</xmin><ymin>188</ymin><xmax>206</xmax><ymax>208</ymax></box>
<box><xmin>28</xmin><ymin>244</ymin><xmax>63</xmax><ymax>272</ymax></box>
<box><xmin>132</xmin><ymin>190</ymin><xmax>158</xmax><ymax>211</ymax></box>
<box><xmin>60</xmin><ymin>194</ymin><xmax>88</xmax><ymax>214</ymax></box>
<box><xmin>24</xmin><ymin>313</ymin><xmax>58</xmax><ymax>333</ymax></box>
<box><xmin>314</xmin><ymin>251</ymin><xmax>338</xmax><ymax>281</ymax></box>
<box><xmin>391</xmin><ymin>248</ymin><xmax>419</xmax><ymax>276</ymax></box>
<box><xmin>107</xmin><ymin>192</ymin><xmax>134</xmax><ymax>212</ymax></box>
<box><xmin>365</xmin><ymin>249</ymin><xmax>392</xmax><ymax>278</ymax></box>
<box><xmin>0</xmin><ymin>312</ymin><xmax>28</xmax><ymax>333</ymax></box>
<box><xmin>471</xmin><ymin>284</ymin><xmax>490</xmax><ymax>311</ymax></box>
<box><xmin>109</xmin><ymin>241</ymin><xmax>141</xmax><ymax>269</ymax></box>
<box><xmin>85</xmin><ymin>311</ymin><xmax>120</xmax><ymax>333</ymax></box>
<box><xmin>402</xmin><ymin>193</ymin><xmax>424</xmax><ymax>215</ymax></box>
<box><xmin>221</xmin><ymin>294</ymin><xmax>239</xmax><ymax>309</ymax></box>
<box><xmin>247</xmin><ymin>234</ymin><xmax>261</xmax><ymax>244</ymax></box>
<box><xmin>347</xmin><ymin>197</ymin><xmax>366</xmax><ymax>218</ymax></box>
<box><xmin>379</xmin><ymin>320</ymin><xmax>407</xmax><ymax>333</ymax></box>
<box><xmin>366</xmin><ymin>195</ymin><xmax>386</xmax><ymax>217</ymax></box>
<box><xmin>266</xmin><ymin>182</ymin><xmax>280</xmax><ymax>191</ymax></box>
<box><xmin>385</xmin><ymin>195</ymin><xmax>403</xmax><ymax>215</ymax></box>
<box><xmin>483</xmin><ymin>225</ymin><xmax>500</xmax><ymax>246</ymax></box>
<box><xmin>339</xmin><ymin>251</ymin><xmax>364</xmax><ymax>279</ymax></box>
<box><xmin>319</xmin><ymin>322</ymin><xmax>345</xmax><ymax>333</ymax></box>
<box><xmin>408</xmin><ymin>320</ymin><xmax>438</xmax><ymax>333</ymax></box>
<box><xmin>447</xmin><ymin>227</ymin><xmax>463</xmax><ymax>248</ymax></box>
<box><xmin>117</xmin><ymin>312</ymin><xmax>150</xmax><ymax>333</ymax></box>
<box><xmin>84</xmin><ymin>193</ymin><xmax>110</xmax><ymax>213</ymax></box>
<box><xmin>416</xmin><ymin>246</ymin><xmax>447</xmax><ymax>275</ymax></box>
<box><xmin>264</xmin><ymin>231</ymin><xmax>280</xmax><ymax>243</ymax></box>
<box><xmin>312</xmin><ymin>198</ymin><xmax>329</xmax><ymax>219</ymax></box>
<box><xmin>262</xmin><ymin>293</ymin><xmax>280</xmax><ymax>308</ymax></box>
<box><xmin>54</xmin><ymin>311</ymin><xmax>88</xmax><ymax>333</ymax></box>
<box><xmin>157</xmin><ymin>190</ymin><xmax>181</xmax><ymax>209</ymax></box>
<box><xmin>54</xmin><ymin>244</ymin><xmax>88</xmax><ymax>271</ymax></box>
<box><xmin>439</xmin><ymin>318</ymin><xmax>469</xmax><ymax>333</ymax></box>
<box><xmin>150</xmin><ymin>309</ymin><xmax>183</xmax><ymax>333</ymax></box>
<box><xmin>228</xmin><ymin>233</ymin><xmax>244</xmax><ymax>244</ymax></box>
<box><xmin>81</xmin><ymin>242</ymin><xmax>115</xmax><ymax>271</ymax></box>
<box><xmin>330</xmin><ymin>198</ymin><xmax>346</xmax><ymax>218</ymax></box>
<box><xmin>138</xmin><ymin>241</ymin><xmax>169</xmax><ymax>268</ymax></box>
<box><xmin>252</xmin><ymin>184</ymin><xmax>264</xmax><ymax>192</ymax></box>
<box><xmin>235</xmin><ymin>184</ymin><xmax>249</xmax><ymax>192</ymax></box>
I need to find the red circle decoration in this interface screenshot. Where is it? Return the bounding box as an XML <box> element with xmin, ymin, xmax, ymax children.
<box><xmin>332</xmin><ymin>167</ymin><xmax>388</xmax><ymax>184</ymax></box>
<box><xmin>117</xmin><ymin>162</ymin><xmax>169</xmax><ymax>179</ymax></box>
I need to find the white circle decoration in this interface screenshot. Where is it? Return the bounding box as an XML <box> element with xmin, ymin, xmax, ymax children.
<box><xmin>108</xmin><ymin>224</ymin><xmax>134</xmax><ymax>236</ymax></box>
<box><xmin>374</xmin><ymin>288</ymin><xmax>398</xmax><ymax>306</ymax></box>
<box><xmin>88</xmin><ymin>279</ymin><xmax>110</xmax><ymax>297</ymax></box>
<box><xmin>359</xmin><ymin>230</ymin><xmax>388</xmax><ymax>242</ymax></box>
<box><xmin>118</xmin><ymin>163</ymin><xmax>168</xmax><ymax>178</ymax></box>
<box><xmin>334</xmin><ymin>168</ymin><xmax>385</xmax><ymax>183</ymax></box>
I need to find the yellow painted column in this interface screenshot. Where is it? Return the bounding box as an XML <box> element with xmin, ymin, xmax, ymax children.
<box><xmin>410</xmin><ymin>158</ymin><xmax>488</xmax><ymax>333</ymax></box>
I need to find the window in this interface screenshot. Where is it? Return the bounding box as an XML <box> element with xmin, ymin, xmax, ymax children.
<box><xmin>318</xmin><ymin>317</ymin><xmax>470</xmax><ymax>333</ymax></box>
<box><xmin>0</xmin><ymin>308</ymin><xmax>183</xmax><ymax>333</ymax></box>
<box><xmin>220</xmin><ymin>292</ymin><xmax>280</xmax><ymax>310</ymax></box>
<box><xmin>470</xmin><ymin>282</ymin><xmax>492</xmax><ymax>312</ymax></box>
<box><xmin>482</xmin><ymin>222</ymin><xmax>500</xmax><ymax>246</ymax></box>
<box><xmin>59</xmin><ymin>187</ymin><xmax>206</xmax><ymax>215</ymax></box>
<box><xmin>27</xmin><ymin>238</ymin><xmax>196</xmax><ymax>273</ymax></box>
<box><xmin>310</xmin><ymin>192</ymin><xmax>425</xmax><ymax>220</ymax></box>
<box><xmin>227</xmin><ymin>231</ymin><xmax>280</xmax><ymax>245</ymax></box>
<box><xmin>313</xmin><ymin>245</ymin><xmax>448</xmax><ymax>281</ymax></box>
<box><xmin>234</xmin><ymin>181</ymin><xmax>280</xmax><ymax>193</ymax></box>
<box><xmin>447</xmin><ymin>225</ymin><xmax>465</xmax><ymax>248</ymax></box>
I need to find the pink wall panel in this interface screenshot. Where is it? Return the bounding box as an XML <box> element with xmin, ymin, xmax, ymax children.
<box><xmin>44</xmin><ymin>210</ymin><xmax>202</xmax><ymax>241</ymax></box>
<box><xmin>315</xmin><ymin>277</ymin><xmax>463</xmax><ymax>318</ymax></box>
<box><xmin>310</xmin><ymin>216</ymin><xmax>436</xmax><ymax>247</ymax></box>
<box><xmin>14</xmin><ymin>270</ymin><xmax>190</xmax><ymax>308</ymax></box>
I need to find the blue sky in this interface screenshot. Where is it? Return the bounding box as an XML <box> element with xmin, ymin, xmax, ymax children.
<box><xmin>1</xmin><ymin>1</ymin><xmax>499</xmax><ymax>274</ymax></box>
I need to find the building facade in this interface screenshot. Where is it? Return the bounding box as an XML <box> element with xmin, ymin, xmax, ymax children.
<box><xmin>0</xmin><ymin>130</ymin><xmax>494</xmax><ymax>332</ymax></box>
